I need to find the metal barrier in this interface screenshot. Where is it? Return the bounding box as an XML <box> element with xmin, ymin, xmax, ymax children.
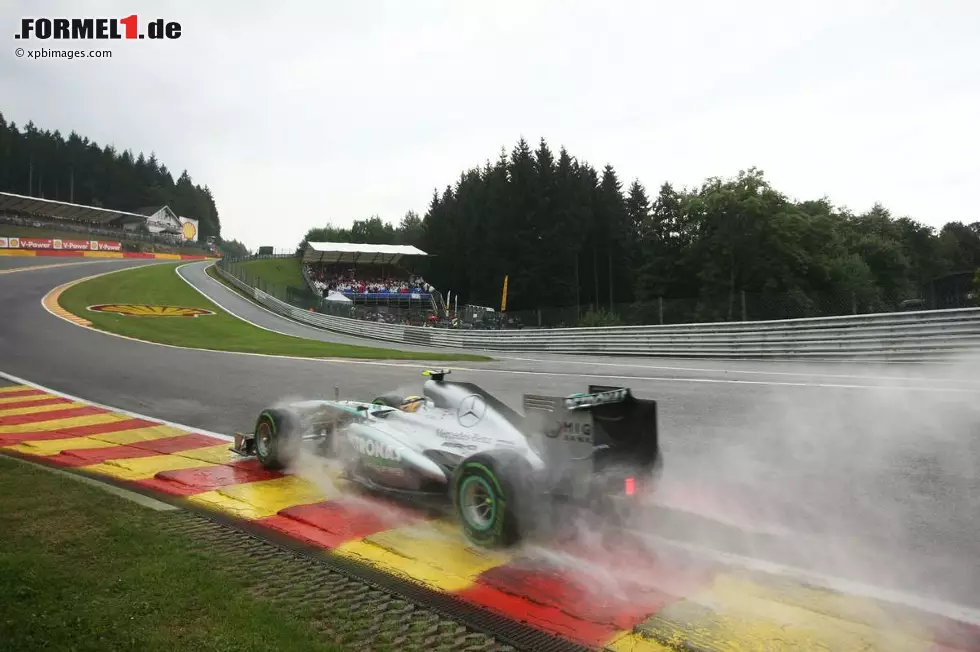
<box><xmin>214</xmin><ymin>265</ymin><xmax>980</xmax><ymax>361</ymax></box>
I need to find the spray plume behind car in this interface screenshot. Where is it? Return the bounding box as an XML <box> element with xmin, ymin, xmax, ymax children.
<box><xmin>577</xmin><ymin>351</ymin><xmax>980</xmax><ymax>631</ymax></box>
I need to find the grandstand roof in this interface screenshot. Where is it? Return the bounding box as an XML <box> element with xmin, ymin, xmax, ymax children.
<box><xmin>136</xmin><ymin>205</ymin><xmax>169</xmax><ymax>217</ymax></box>
<box><xmin>303</xmin><ymin>242</ymin><xmax>428</xmax><ymax>265</ymax></box>
<box><xmin>0</xmin><ymin>191</ymin><xmax>146</xmax><ymax>224</ymax></box>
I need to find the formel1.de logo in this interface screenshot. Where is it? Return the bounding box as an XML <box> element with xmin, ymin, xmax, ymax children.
<box><xmin>16</xmin><ymin>16</ymin><xmax>182</xmax><ymax>40</ymax></box>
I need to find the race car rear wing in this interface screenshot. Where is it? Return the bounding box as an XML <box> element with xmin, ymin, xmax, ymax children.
<box><xmin>583</xmin><ymin>384</ymin><xmax>659</xmax><ymax>465</ymax></box>
<box><xmin>563</xmin><ymin>387</ymin><xmax>631</xmax><ymax>410</ymax></box>
<box><xmin>522</xmin><ymin>385</ymin><xmax>660</xmax><ymax>497</ymax></box>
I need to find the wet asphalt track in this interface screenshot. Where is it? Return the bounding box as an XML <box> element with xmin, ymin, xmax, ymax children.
<box><xmin>2</xmin><ymin>258</ymin><xmax>980</xmax><ymax>611</ymax></box>
<box><xmin>1</xmin><ymin>257</ymin><xmax>63</xmax><ymax>270</ymax></box>
<box><xmin>0</xmin><ymin>256</ymin><xmax>128</xmax><ymax>271</ymax></box>
<box><xmin>181</xmin><ymin>260</ymin><xmax>980</xmax><ymax>384</ymax></box>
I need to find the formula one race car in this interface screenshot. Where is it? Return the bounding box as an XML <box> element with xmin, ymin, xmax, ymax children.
<box><xmin>231</xmin><ymin>369</ymin><xmax>661</xmax><ymax>548</ymax></box>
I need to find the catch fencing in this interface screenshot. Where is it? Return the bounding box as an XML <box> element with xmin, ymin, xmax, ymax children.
<box><xmin>213</xmin><ymin>264</ymin><xmax>980</xmax><ymax>361</ymax></box>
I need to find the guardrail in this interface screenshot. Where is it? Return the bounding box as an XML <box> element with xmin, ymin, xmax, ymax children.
<box><xmin>214</xmin><ymin>265</ymin><xmax>980</xmax><ymax>361</ymax></box>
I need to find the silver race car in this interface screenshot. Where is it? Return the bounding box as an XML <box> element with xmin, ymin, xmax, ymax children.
<box><xmin>231</xmin><ymin>369</ymin><xmax>662</xmax><ymax>547</ymax></box>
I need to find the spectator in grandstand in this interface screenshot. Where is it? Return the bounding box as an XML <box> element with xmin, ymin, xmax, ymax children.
<box><xmin>304</xmin><ymin>263</ymin><xmax>434</xmax><ymax>298</ymax></box>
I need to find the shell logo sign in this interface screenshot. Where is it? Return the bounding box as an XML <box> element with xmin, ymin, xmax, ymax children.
<box><xmin>88</xmin><ymin>304</ymin><xmax>215</xmax><ymax>317</ymax></box>
<box><xmin>178</xmin><ymin>216</ymin><xmax>199</xmax><ymax>242</ymax></box>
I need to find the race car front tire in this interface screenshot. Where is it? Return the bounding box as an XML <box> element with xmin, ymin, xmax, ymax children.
<box><xmin>253</xmin><ymin>408</ymin><xmax>300</xmax><ymax>471</ymax></box>
<box><xmin>451</xmin><ymin>450</ymin><xmax>532</xmax><ymax>548</ymax></box>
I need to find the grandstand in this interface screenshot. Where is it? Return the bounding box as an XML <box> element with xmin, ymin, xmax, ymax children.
<box><xmin>0</xmin><ymin>191</ymin><xmax>213</xmax><ymax>256</ymax></box>
<box><xmin>301</xmin><ymin>242</ymin><xmax>445</xmax><ymax>322</ymax></box>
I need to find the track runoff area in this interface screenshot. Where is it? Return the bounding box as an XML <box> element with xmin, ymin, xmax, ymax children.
<box><xmin>1</xmin><ymin>265</ymin><xmax>979</xmax><ymax>651</ymax></box>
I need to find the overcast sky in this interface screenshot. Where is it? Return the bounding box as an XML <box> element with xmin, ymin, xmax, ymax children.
<box><xmin>2</xmin><ymin>0</ymin><xmax>978</xmax><ymax>250</ymax></box>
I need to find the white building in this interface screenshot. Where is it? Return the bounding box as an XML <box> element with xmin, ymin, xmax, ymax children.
<box><xmin>133</xmin><ymin>205</ymin><xmax>182</xmax><ymax>236</ymax></box>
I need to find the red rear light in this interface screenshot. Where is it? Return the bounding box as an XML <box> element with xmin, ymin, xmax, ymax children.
<box><xmin>624</xmin><ymin>477</ymin><xmax>636</xmax><ymax>496</ymax></box>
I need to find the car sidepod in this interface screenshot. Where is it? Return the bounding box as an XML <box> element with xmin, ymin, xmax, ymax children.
<box><xmin>345</xmin><ymin>420</ymin><xmax>448</xmax><ymax>491</ymax></box>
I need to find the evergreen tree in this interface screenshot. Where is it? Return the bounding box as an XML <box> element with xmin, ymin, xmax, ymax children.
<box><xmin>398</xmin><ymin>138</ymin><xmax>970</xmax><ymax>321</ymax></box>
<box><xmin>0</xmin><ymin>118</ymin><xmax>221</xmax><ymax>238</ymax></box>
<box><xmin>396</xmin><ymin>210</ymin><xmax>424</xmax><ymax>246</ymax></box>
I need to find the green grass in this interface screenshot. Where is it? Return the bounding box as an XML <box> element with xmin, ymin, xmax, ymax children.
<box><xmin>58</xmin><ymin>262</ymin><xmax>491</xmax><ymax>361</ymax></box>
<box><xmin>0</xmin><ymin>456</ymin><xmax>344</xmax><ymax>652</ymax></box>
<box><xmin>230</xmin><ymin>256</ymin><xmax>306</xmax><ymax>289</ymax></box>
<box><xmin>206</xmin><ymin>261</ymin><xmax>287</xmax><ymax>306</ymax></box>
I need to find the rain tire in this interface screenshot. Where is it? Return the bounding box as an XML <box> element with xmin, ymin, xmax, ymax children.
<box><xmin>253</xmin><ymin>408</ymin><xmax>300</xmax><ymax>471</ymax></box>
<box><xmin>452</xmin><ymin>450</ymin><xmax>531</xmax><ymax>549</ymax></box>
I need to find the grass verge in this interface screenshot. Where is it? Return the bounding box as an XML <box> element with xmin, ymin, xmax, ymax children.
<box><xmin>228</xmin><ymin>256</ymin><xmax>306</xmax><ymax>289</ymax></box>
<box><xmin>207</xmin><ymin>261</ymin><xmax>288</xmax><ymax>307</ymax></box>
<box><xmin>58</xmin><ymin>262</ymin><xmax>491</xmax><ymax>361</ymax></box>
<box><xmin>0</xmin><ymin>455</ymin><xmax>344</xmax><ymax>652</ymax></box>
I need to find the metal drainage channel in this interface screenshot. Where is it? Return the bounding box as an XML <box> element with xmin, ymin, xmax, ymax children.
<box><xmin>169</xmin><ymin>506</ymin><xmax>596</xmax><ymax>652</ymax></box>
<box><xmin>2</xmin><ymin>446</ymin><xmax>596</xmax><ymax>652</ymax></box>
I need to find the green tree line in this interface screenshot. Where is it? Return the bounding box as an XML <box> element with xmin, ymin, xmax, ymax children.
<box><xmin>218</xmin><ymin>238</ymin><xmax>250</xmax><ymax>258</ymax></box>
<box><xmin>301</xmin><ymin>138</ymin><xmax>980</xmax><ymax>322</ymax></box>
<box><xmin>0</xmin><ymin>113</ymin><xmax>222</xmax><ymax>241</ymax></box>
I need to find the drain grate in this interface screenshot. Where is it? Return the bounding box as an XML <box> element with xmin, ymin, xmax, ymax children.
<box><xmin>167</xmin><ymin>510</ymin><xmax>597</xmax><ymax>652</ymax></box>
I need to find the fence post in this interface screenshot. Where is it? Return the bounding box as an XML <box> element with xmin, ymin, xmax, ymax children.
<box><xmin>851</xmin><ymin>291</ymin><xmax>857</xmax><ymax>315</ymax></box>
<box><xmin>741</xmin><ymin>290</ymin><xmax>747</xmax><ymax>321</ymax></box>
<box><xmin>658</xmin><ymin>297</ymin><xmax>664</xmax><ymax>325</ymax></box>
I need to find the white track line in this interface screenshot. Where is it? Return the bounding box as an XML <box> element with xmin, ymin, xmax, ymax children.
<box><xmin>21</xmin><ymin>269</ymin><xmax>980</xmax><ymax>625</ymax></box>
<box><xmin>181</xmin><ymin>262</ymin><xmax>978</xmax><ymax>386</ymax></box>
<box><xmin>639</xmin><ymin>532</ymin><xmax>980</xmax><ymax>627</ymax></box>
<box><xmin>35</xmin><ymin>266</ymin><xmax>980</xmax><ymax>392</ymax></box>
<box><xmin>6</xmin><ymin>368</ymin><xmax>977</xmax><ymax>628</ymax></box>
<box><xmin>176</xmin><ymin>261</ymin><xmax>309</xmax><ymax>338</ymax></box>
<box><xmin>435</xmin><ymin>365</ymin><xmax>980</xmax><ymax>393</ymax></box>
<box><xmin>39</xmin><ymin>267</ymin><xmax>457</xmax><ymax>367</ymax></box>
<box><xmin>494</xmin><ymin>354</ymin><xmax>980</xmax><ymax>385</ymax></box>
<box><xmin>0</xmin><ymin>259</ymin><xmax>129</xmax><ymax>274</ymax></box>
<box><xmin>3</xmin><ymin>454</ymin><xmax>179</xmax><ymax>511</ymax></box>
<box><xmin>182</xmin><ymin>261</ymin><xmax>484</xmax><ymax>353</ymax></box>
<box><xmin>0</xmin><ymin>369</ymin><xmax>233</xmax><ymax>441</ymax></box>
<box><xmin>9</xmin><ymin>367</ymin><xmax>977</xmax><ymax>627</ymax></box>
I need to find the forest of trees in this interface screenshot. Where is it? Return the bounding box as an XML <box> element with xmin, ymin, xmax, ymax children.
<box><xmin>301</xmin><ymin>138</ymin><xmax>980</xmax><ymax>323</ymax></box>
<box><xmin>0</xmin><ymin>113</ymin><xmax>223</xmax><ymax>243</ymax></box>
<box><xmin>2</xmin><ymin>114</ymin><xmax>975</xmax><ymax>323</ymax></box>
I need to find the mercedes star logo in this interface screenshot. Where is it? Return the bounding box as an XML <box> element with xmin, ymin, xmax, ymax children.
<box><xmin>456</xmin><ymin>394</ymin><xmax>487</xmax><ymax>427</ymax></box>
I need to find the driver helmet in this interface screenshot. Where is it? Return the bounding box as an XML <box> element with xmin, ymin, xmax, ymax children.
<box><xmin>400</xmin><ymin>396</ymin><xmax>425</xmax><ymax>412</ymax></box>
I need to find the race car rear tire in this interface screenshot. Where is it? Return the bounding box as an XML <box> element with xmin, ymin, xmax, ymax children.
<box><xmin>452</xmin><ymin>450</ymin><xmax>532</xmax><ymax>549</ymax></box>
<box><xmin>254</xmin><ymin>408</ymin><xmax>300</xmax><ymax>471</ymax></box>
